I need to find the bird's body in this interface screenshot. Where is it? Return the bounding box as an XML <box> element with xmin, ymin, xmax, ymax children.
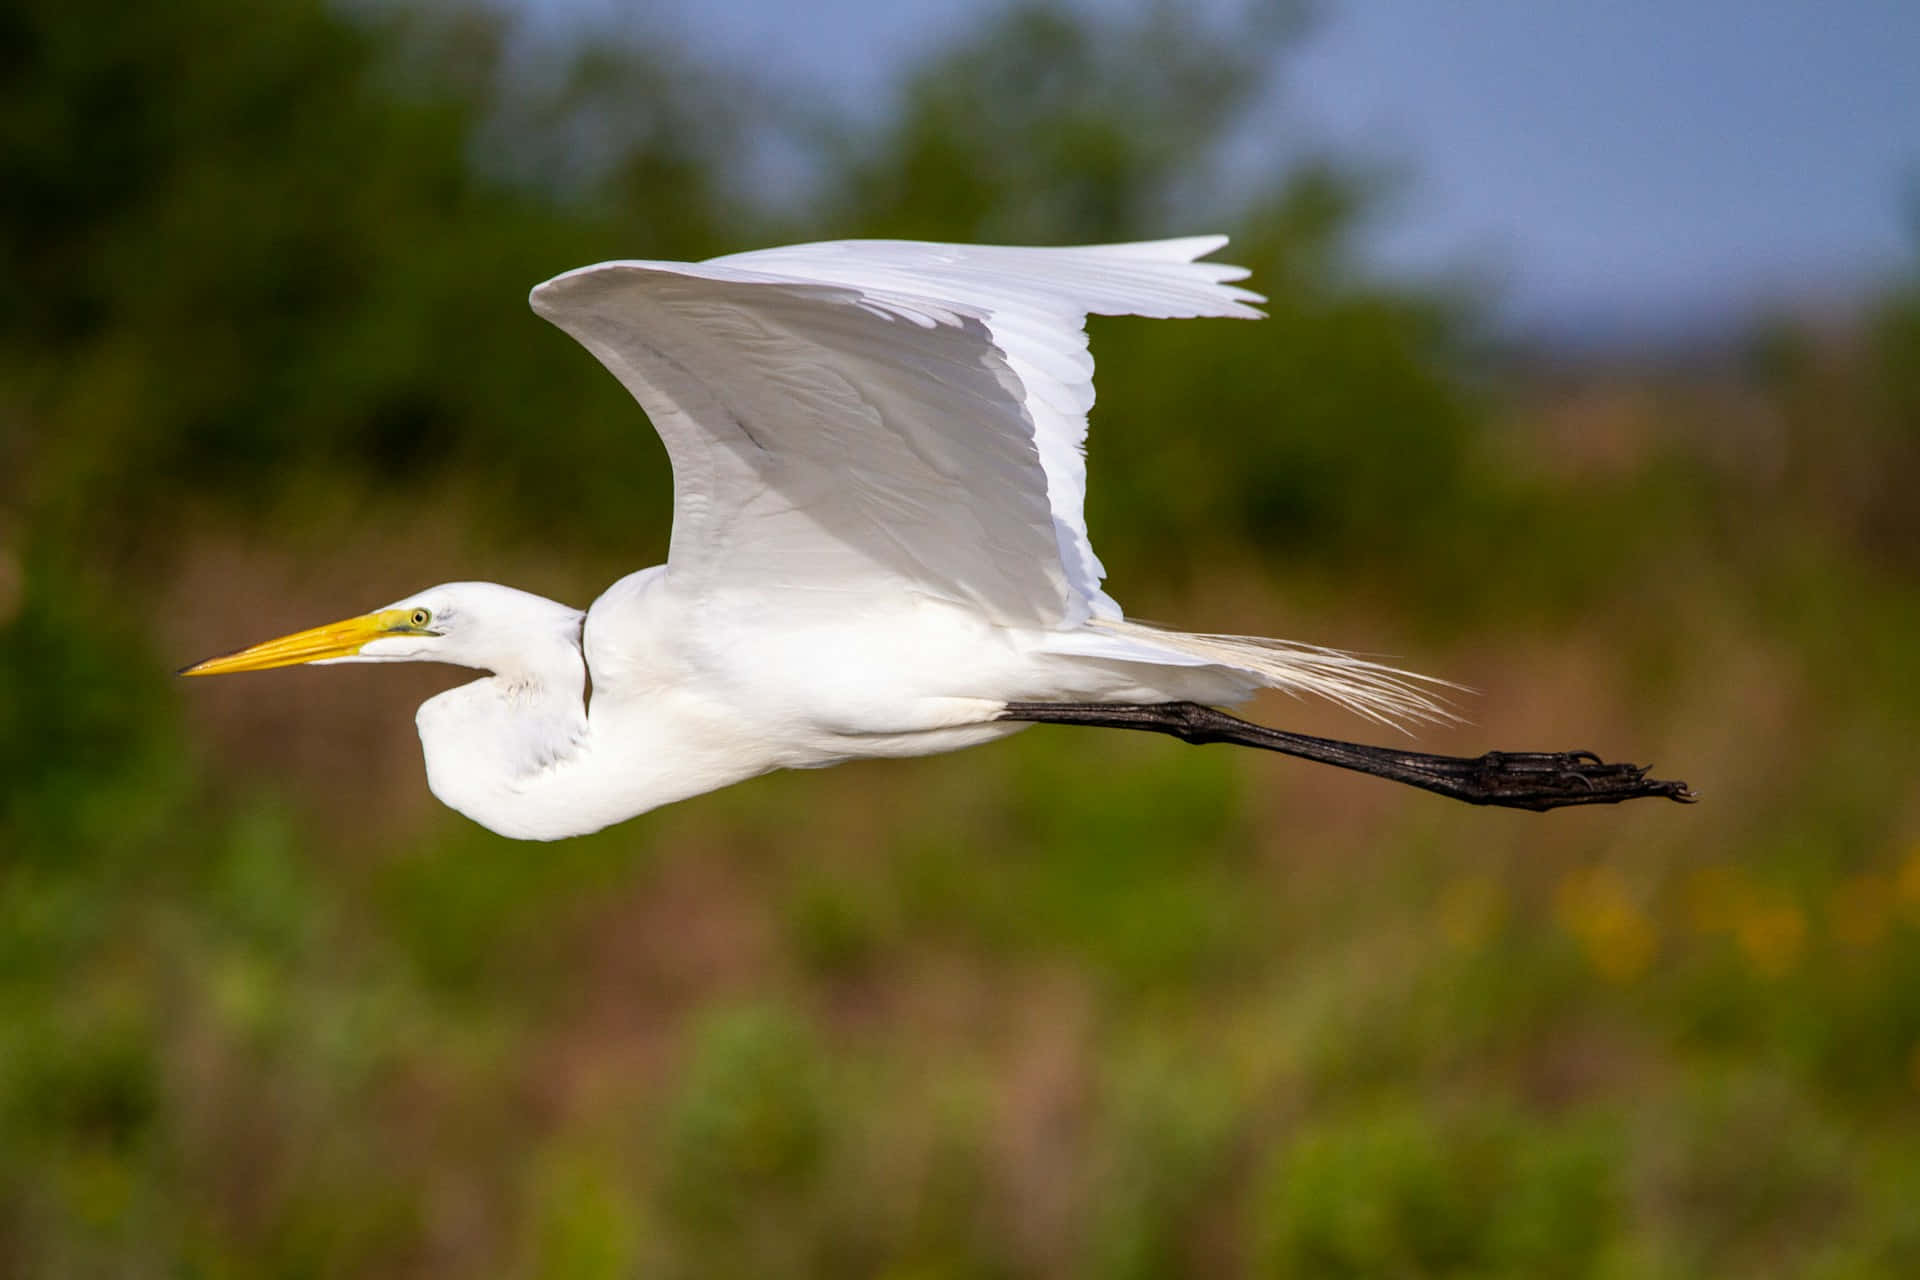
<box><xmin>186</xmin><ymin>235</ymin><xmax>1689</xmax><ymax>837</ymax></box>
<box><xmin>392</xmin><ymin>570</ymin><xmax>1392</xmax><ymax>841</ymax></box>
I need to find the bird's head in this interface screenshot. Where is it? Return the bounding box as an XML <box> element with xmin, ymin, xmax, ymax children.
<box><xmin>180</xmin><ymin>582</ymin><xmax>584</xmax><ymax>679</ymax></box>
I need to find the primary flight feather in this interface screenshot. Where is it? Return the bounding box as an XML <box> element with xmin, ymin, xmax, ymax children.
<box><xmin>183</xmin><ymin>237</ymin><xmax>1689</xmax><ymax>838</ymax></box>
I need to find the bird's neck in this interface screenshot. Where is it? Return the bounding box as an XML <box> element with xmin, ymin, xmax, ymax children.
<box><xmin>412</xmin><ymin>601</ymin><xmax>595</xmax><ymax>837</ymax></box>
<box><xmin>416</xmin><ymin>673</ymin><xmax>775</xmax><ymax>840</ymax></box>
<box><xmin>411</xmin><ymin>574</ymin><xmax>783</xmax><ymax>840</ymax></box>
<box><xmin>474</xmin><ymin>602</ymin><xmax>589</xmax><ymax>698</ymax></box>
<box><xmin>414</xmin><ymin>667</ymin><xmax>586</xmax><ymax>837</ymax></box>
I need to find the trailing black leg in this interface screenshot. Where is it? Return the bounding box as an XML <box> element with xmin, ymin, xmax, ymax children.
<box><xmin>997</xmin><ymin>701</ymin><xmax>1695</xmax><ymax>812</ymax></box>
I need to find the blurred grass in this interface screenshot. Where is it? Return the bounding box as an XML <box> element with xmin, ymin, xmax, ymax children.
<box><xmin>5</xmin><ymin>0</ymin><xmax>1920</xmax><ymax>1275</ymax></box>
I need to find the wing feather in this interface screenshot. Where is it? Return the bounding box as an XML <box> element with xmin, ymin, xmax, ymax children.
<box><xmin>530</xmin><ymin>238</ymin><xmax>1262</xmax><ymax>625</ymax></box>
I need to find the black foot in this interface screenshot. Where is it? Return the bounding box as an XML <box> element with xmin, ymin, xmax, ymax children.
<box><xmin>1443</xmin><ymin>749</ymin><xmax>1698</xmax><ymax>811</ymax></box>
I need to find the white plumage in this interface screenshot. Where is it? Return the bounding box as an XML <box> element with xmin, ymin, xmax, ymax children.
<box><xmin>184</xmin><ymin>237</ymin><xmax>1450</xmax><ymax>839</ymax></box>
<box><xmin>530</xmin><ymin>236</ymin><xmax>1264</xmax><ymax>626</ymax></box>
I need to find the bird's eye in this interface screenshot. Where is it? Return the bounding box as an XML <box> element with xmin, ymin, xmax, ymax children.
<box><xmin>410</xmin><ymin>608</ymin><xmax>432</xmax><ymax>629</ymax></box>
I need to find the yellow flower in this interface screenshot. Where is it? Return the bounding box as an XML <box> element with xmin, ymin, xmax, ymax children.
<box><xmin>1827</xmin><ymin>873</ymin><xmax>1890</xmax><ymax>949</ymax></box>
<box><xmin>1898</xmin><ymin>844</ymin><xmax>1920</xmax><ymax>920</ymax></box>
<box><xmin>1735</xmin><ymin>899</ymin><xmax>1806</xmax><ymax>978</ymax></box>
<box><xmin>1556</xmin><ymin>865</ymin><xmax>1657</xmax><ymax>983</ymax></box>
<box><xmin>1684</xmin><ymin>864</ymin><xmax>1745</xmax><ymax>935</ymax></box>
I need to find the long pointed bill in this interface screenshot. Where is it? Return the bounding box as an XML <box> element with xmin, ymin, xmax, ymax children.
<box><xmin>179</xmin><ymin>610</ymin><xmax>404</xmax><ymax>676</ymax></box>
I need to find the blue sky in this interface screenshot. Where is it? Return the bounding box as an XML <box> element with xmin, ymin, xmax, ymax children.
<box><xmin>1286</xmin><ymin>1</ymin><xmax>1920</xmax><ymax>327</ymax></box>
<box><xmin>527</xmin><ymin>0</ymin><xmax>1919</xmax><ymax>328</ymax></box>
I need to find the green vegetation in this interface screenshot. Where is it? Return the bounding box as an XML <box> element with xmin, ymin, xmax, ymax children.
<box><xmin>5</xmin><ymin>0</ymin><xmax>1918</xmax><ymax>1274</ymax></box>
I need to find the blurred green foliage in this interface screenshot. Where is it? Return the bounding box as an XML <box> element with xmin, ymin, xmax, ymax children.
<box><xmin>4</xmin><ymin>0</ymin><xmax>1919</xmax><ymax>1275</ymax></box>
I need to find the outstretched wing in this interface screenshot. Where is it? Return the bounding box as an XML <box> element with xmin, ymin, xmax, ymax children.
<box><xmin>529</xmin><ymin>237</ymin><xmax>1262</xmax><ymax>626</ymax></box>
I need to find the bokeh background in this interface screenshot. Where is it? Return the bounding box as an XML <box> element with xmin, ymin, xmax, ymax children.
<box><xmin>5</xmin><ymin>0</ymin><xmax>1919</xmax><ymax>1274</ymax></box>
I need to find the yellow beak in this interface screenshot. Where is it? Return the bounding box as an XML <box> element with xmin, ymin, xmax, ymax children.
<box><xmin>179</xmin><ymin>610</ymin><xmax>408</xmax><ymax>676</ymax></box>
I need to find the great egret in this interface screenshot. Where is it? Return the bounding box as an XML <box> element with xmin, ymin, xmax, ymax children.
<box><xmin>183</xmin><ymin>236</ymin><xmax>1691</xmax><ymax>839</ymax></box>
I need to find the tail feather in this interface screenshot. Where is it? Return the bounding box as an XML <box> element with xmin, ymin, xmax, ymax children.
<box><xmin>1082</xmin><ymin>619</ymin><xmax>1465</xmax><ymax>732</ymax></box>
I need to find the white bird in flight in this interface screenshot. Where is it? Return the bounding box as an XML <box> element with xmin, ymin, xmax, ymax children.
<box><xmin>184</xmin><ymin>236</ymin><xmax>1691</xmax><ymax>838</ymax></box>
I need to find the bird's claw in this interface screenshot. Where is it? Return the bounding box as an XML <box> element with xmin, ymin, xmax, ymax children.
<box><xmin>1465</xmin><ymin>748</ymin><xmax>1695</xmax><ymax>810</ymax></box>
